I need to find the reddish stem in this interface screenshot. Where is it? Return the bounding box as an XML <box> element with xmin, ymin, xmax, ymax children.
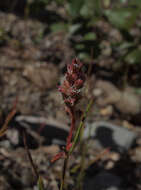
<box><xmin>66</xmin><ymin>107</ymin><xmax>75</xmax><ymax>150</ymax></box>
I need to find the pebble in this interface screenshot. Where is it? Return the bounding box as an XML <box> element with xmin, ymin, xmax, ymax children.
<box><xmin>83</xmin><ymin>121</ymin><xmax>137</xmax><ymax>153</ymax></box>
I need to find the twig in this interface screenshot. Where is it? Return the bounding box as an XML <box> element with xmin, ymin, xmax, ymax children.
<box><xmin>0</xmin><ymin>97</ymin><xmax>17</xmax><ymax>137</ymax></box>
<box><xmin>60</xmin><ymin>154</ymin><xmax>69</xmax><ymax>190</ymax></box>
<box><xmin>22</xmin><ymin>129</ymin><xmax>39</xmax><ymax>180</ymax></box>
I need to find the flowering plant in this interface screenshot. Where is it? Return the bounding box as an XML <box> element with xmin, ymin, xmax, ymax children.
<box><xmin>50</xmin><ymin>58</ymin><xmax>94</xmax><ymax>190</ymax></box>
<box><xmin>52</xmin><ymin>58</ymin><xmax>85</xmax><ymax>162</ymax></box>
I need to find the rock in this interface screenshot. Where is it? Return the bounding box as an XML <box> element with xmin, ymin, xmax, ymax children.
<box><xmin>100</xmin><ymin>41</ymin><xmax>112</xmax><ymax>56</ymax></box>
<box><xmin>6</xmin><ymin>129</ymin><xmax>19</xmax><ymax>146</ymax></box>
<box><xmin>95</xmin><ymin>80</ymin><xmax>141</xmax><ymax>115</ymax></box>
<box><xmin>116</xmin><ymin>89</ymin><xmax>141</xmax><ymax>115</ymax></box>
<box><xmin>109</xmin><ymin>29</ymin><xmax>123</xmax><ymax>43</ymax></box>
<box><xmin>83</xmin><ymin>121</ymin><xmax>137</xmax><ymax>153</ymax></box>
<box><xmin>100</xmin><ymin>105</ymin><xmax>113</xmax><ymax>117</ymax></box>
<box><xmin>131</xmin><ymin>147</ymin><xmax>141</xmax><ymax>162</ymax></box>
<box><xmin>15</xmin><ymin>115</ymin><xmax>69</xmax><ymax>145</ymax></box>
<box><xmin>84</xmin><ymin>171</ymin><xmax>123</xmax><ymax>190</ymax></box>
<box><xmin>21</xmin><ymin>168</ymin><xmax>34</xmax><ymax>187</ymax></box>
<box><xmin>0</xmin><ymin>140</ymin><xmax>11</xmax><ymax>149</ymax></box>
<box><xmin>23</xmin><ymin>64</ymin><xmax>59</xmax><ymax>89</ymax></box>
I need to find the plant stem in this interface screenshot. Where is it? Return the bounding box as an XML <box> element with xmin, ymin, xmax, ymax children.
<box><xmin>76</xmin><ymin>142</ymin><xmax>87</xmax><ymax>190</ymax></box>
<box><xmin>69</xmin><ymin>99</ymin><xmax>93</xmax><ymax>154</ymax></box>
<box><xmin>23</xmin><ymin>129</ymin><xmax>39</xmax><ymax>180</ymax></box>
<box><xmin>60</xmin><ymin>108</ymin><xmax>75</xmax><ymax>190</ymax></box>
<box><xmin>60</xmin><ymin>99</ymin><xmax>93</xmax><ymax>190</ymax></box>
<box><xmin>66</xmin><ymin>108</ymin><xmax>75</xmax><ymax>148</ymax></box>
<box><xmin>60</xmin><ymin>154</ymin><xmax>69</xmax><ymax>190</ymax></box>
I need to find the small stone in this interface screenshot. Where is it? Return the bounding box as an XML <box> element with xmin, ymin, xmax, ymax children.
<box><xmin>105</xmin><ymin>160</ymin><xmax>115</xmax><ymax>169</ymax></box>
<box><xmin>6</xmin><ymin>129</ymin><xmax>19</xmax><ymax>145</ymax></box>
<box><xmin>131</xmin><ymin>147</ymin><xmax>141</xmax><ymax>162</ymax></box>
<box><xmin>109</xmin><ymin>152</ymin><xmax>120</xmax><ymax>161</ymax></box>
<box><xmin>84</xmin><ymin>121</ymin><xmax>137</xmax><ymax>153</ymax></box>
<box><xmin>23</xmin><ymin>64</ymin><xmax>59</xmax><ymax>89</ymax></box>
<box><xmin>93</xmin><ymin>88</ymin><xmax>102</xmax><ymax>97</ymax></box>
<box><xmin>100</xmin><ymin>106</ymin><xmax>113</xmax><ymax>116</ymax></box>
<box><xmin>0</xmin><ymin>140</ymin><xmax>11</xmax><ymax>149</ymax></box>
<box><xmin>109</xmin><ymin>29</ymin><xmax>122</xmax><ymax>43</ymax></box>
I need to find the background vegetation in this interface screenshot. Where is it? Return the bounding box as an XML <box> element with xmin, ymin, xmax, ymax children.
<box><xmin>0</xmin><ymin>0</ymin><xmax>141</xmax><ymax>89</ymax></box>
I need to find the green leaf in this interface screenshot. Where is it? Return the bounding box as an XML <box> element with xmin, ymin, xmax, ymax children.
<box><xmin>80</xmin><ymin>0</ymin><xmax>102</xmax><ymax>18</ymax></box>
<box><xmin>104</xmin><ymin>8</ymin><xmax>139</xmax><ymax>30</ymax></box>
<box><xmin>125</xmin><ymin>49</ymin><xmax>141</xmax><ymax>64</ymax></box>
<box><xmin>75</xmin><ymin>44</ymin><xmax>85</xmax><ymax>50</ymax></box>
<box><xmin>37</xmin><ymin>176</ymin><xmax>44</xmax><ymax>190</ymax></box>
<box><xmin>50</xmin><ymin>23</ymin><xmax>68</xmax><ymax>33</ymax></box>
<box><xmin>118</xmin><ymin>42</ymin><xmax>133</xmax><ymax>50</ymax></box>
<box><xmin>83</xmin><ymin>32</ymin><xmax>96</xmax><ymax>40</ymax></box>
<box><xmin>68</xmin><ymin>0</ymin><xmax>85</xmax><ymax>17</ymax></box>
<box><xmin>69</xmin><ymin>99</ymin><xmax>93</xmax><ymax>155</ymax></box>
<box><xmin>78</xmin><ymin>52</ymin><xmax>90</xmax><ymax>60</ymax></box>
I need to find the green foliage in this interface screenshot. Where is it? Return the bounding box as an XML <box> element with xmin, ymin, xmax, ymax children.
<box><xmin>69</xmin><ymin>0</ymin><xmax>141</xmax><ymax>72</ymax></box>
<box><xmin>7</xmin><ymin>0</ymin><xmax>141</xmax><ymax>73</ymax></box>
<box><xmin>69</xmin><ymin>99</ymin><xmax>93</xmax><ymax>155</ymax></box>
<box><xmin>125</xmin><ymin>49</ymin><xmax>141</xmax><ymax>65</ymax></box>
<box><xmin>104</xmin><ymin>7</ymin><xmax>140</xmax><ymax>30</ymax></box>
<box><xmin>50</xmin><ymin>22</ymin><xmax>69</xmax><ymax>33</ymax></box>
<box><xmin>81</xmin><ymin>0</ymin><xmax>102</xmax><ymax>18</ymax></box>
<box><xmin>37</xmin><ymin>176</ymin><xmax>44</xmax><ymax>190</ymax></box>
<box><xmin>68</xmin><ymin>0</ymin><xmax>102</xmax><ymax>18</ymax></box>
<box><xmin>9</xmin><ymin>0</ymin><xmax>141</xmax><ymax>84</ymax></box>
<box><xmin>83</xmin><ymin>33</ymin><xmax>96</xmax><ymax>40</ymax></box>
<box><xmin>68</xmin><ymin>0</ymin><xmax>85</xmax><ymax>17</ymax></box>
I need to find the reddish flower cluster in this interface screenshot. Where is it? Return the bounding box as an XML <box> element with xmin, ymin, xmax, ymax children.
<box><xmin>51</xmin><ymin>58</ymin><xmax>85</xmax><ymax>162</ymax></box>
<box><xmin>59</xmin><ymin>58</ymin><xmax>85</xmax><ymax>108</ymax></box>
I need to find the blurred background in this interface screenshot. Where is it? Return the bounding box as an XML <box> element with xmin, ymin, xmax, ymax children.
<box><xmin>0</xmin><ymin>0</ymin><xmax>141</xmax><ymax>190</ymax></box>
